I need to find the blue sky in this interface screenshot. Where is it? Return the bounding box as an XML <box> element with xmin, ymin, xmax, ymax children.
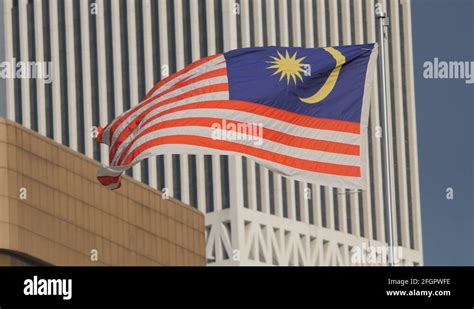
<box><xmin>412</xmin><ymin>0</ymin><xmax>474</xmax><ymax>265</ymax></box>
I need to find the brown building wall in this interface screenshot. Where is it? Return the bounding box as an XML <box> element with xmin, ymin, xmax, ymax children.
<box><xmin>0</xmin><ymin>117</ymin><xmax>206</xmax><ymax>266</ymax></box>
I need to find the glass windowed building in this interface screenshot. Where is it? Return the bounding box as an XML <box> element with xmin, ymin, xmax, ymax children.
<box><xmin>0</xmin><ymin>0</ymin><xmax>422</xmax><ymax>265</ymax></box>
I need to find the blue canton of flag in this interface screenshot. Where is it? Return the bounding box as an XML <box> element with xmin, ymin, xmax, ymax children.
<box><xmin>225</xmin><ymin>43</ymin><xmax>376</xmax><ymax>123</ymax></box>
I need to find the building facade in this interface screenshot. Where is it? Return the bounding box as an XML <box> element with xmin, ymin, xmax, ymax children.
<box><xmin>1</xmin><ymin>0</ymin><xmax>422</xmax><ymax>265</ymax></box>
<box><xmin>0</xmin><ymin>117</ymin><xmax>206</xmax><ymax>266</ymax></box>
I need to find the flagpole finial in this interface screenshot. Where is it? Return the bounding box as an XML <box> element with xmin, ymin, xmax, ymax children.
<box><xmin>375</xmin><ymin>3</ymin><xmax>386</xmax><ymax>19</ymax></box>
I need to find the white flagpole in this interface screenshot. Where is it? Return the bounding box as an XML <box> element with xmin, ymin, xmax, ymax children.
<box><xmin>375</xmin><ymin>3</ymin><xmax>396</xmax><ymax>266</ymax></box>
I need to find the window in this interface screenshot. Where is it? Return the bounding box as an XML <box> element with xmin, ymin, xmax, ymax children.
<box><xmin>220</xmin><ymin>155</ymin><xmax>230</xmax><ymax>209</ymax></box>
<box><xmin>167</xmin><ymin>0</ymin><xmax>176</xmax><ymax>73</ymax></box>
<box><xmin>43</xmin><ymin>0</ymin><xmax>53</xmax><ymax>138</ymax></box>
<box><xmin>27</xmin><ymin>1</ymin><xmax>37</xmax><ymax>131</ymax></box>
<box><xmin>135</xmin><ymin>0</ymin><xmax>149</xmax><ymax>184</ymax></box>
<box><xmin>182</xmin><ymin>0</ymin><xmax>192</xmax><ymax>65</ymax></box>
<box><xmin>214</xmin><ymin>0</ymin><xmax>223</xmax><ymax>52</ymax></box>
<box><xmin>321</xmin><ymin>186</ymin><xmax>327</xmax><ymax>227</ymax></box>
<box><xmin>249</xmin><ymin>0</ymin><xmax>255</xmax><ymax>46</ymax></box>
<box><xmin>359</xmin><ymin>191</ymin><xmax>364</xmax><ymax>237</ymax></box>
<box><xmin>337</xmin><ymin>0</ymin><xmax>343</xmax><ymax>43</ymax></box>
<box><xmin>312</xmin><ymin>0</ymin><xmax>318</xmax><ymax>46</ymax></box>
<box><xmin>282</xmin><ymin>177</ymin><xmax>288</xmax><ymax>218</ymax></box>
<box><xmin>307</xmin><ymin>184</ymin><xmax>314</xmax><ymax>224</ymax></box>
<box><xmin>255</xmin><ymin>164</ymin><xmax>262</xmax><ymax>211</ymax></box>
<box><xmin>198</xmin><ymin>0</ymin><xmax>208</xmax><ymax>57</ymax></box>
<box><xmin>157</xmin><ymin>155</ymin><xmax>165</xmax><ymax>190</ymax></box>
<box><xmin>204</xmin><ymin>155</ymin><xmax>214</xmax><ymax>212</ymax></box>
<box><xmin>287</xmin><ymin>0</ymin><xmax>293</xmax><ymax>46</ymax></box>
<box><xmin>12</xmin><ymin>0</ymin><xmax>22</xmax><ymax>123</ymax></box>
<box><xmin>189</xmin><ymin>155</ymin><xmax>198</xmax><ymax>208</ymax></box>
<box><xmin>105</xmin><ymin>0</ymin><xmax>116</xmax><ymax>123</ymax></box>
<box><xmin>150</xmin><ymin>0</ymin><xmax>161</xmax><ymax>83</ymax></box>
<box><xmin>346</xmin><ymin>189</ymin><xmax>352</xmax><ymax>234</ymax></box>
<box><xmin>295</xmin><ymin>181</ymin><xmax>301</xmax><ymax>221</ymax></box>
<box><xmin>261</xmin><ymin>0</ymin><xmax>267</xmax><ymax>46</ymax></box>
<box><xmin>274</xmin><ymin>0</ymin><xmax>280</xmax><ymax>46</ymax></box>
<box><xmin>324</xmin><ymin>0</ymin><xmax>331</xmax><ymax>45</ymax></box>
<box><xmin>58</xmin><ymin>0</ymin><xmax>69</xmax><ymax>146</ymax></box>
<box><xmin>172</xmin><ymin>154</ymin><xmax>181</xmax><ymax>200</ymax></box>
<box><xmin>333</xmin><ymin>188</ymin><xmax>339</xmax><ymax>230</ymax></box>
<box><xmin>269</xmin><ymin>171</ymin><xmax>275</xmax><ymax>214</ymax></box>
<box><xmin>242</xmin><ymin>157</ymin><xmax>249</xmax><ymax>208</ymax></box>
<box><xmin>299</xmin><ymin>0</ymin><xmax>305</xmax><ymax>47</ymax></box>
<box><xmin>119</xmin><ymin>0</ymin><xmax>130</xmax><ymax>111</ymax></box>
<box><xmin>73</xmin><ymin>0</ymin><xmax>84</xmax><ymax>154</ymax></box>
<box><xmin>89</xmin><ymin>0</ymin><xmax>100</xmax><ymax>161</ymax></box>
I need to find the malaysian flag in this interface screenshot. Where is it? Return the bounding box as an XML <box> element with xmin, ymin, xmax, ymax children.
<box><xmin>96</xmin><ymin>43</ymin><xmax>378</xmax><ymax>190</ymax></box>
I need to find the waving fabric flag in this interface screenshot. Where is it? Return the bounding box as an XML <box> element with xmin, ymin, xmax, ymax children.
<box><xmin>95</xmin><ymin>43</ymin><xmax>378</xmax><ymax>190</ymax></box>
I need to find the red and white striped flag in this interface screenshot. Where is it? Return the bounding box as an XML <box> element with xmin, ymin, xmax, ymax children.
<box><xmin>96</xmin><ymin>44</ymin><xmax>378</xmax><ymax>190</ymax></box>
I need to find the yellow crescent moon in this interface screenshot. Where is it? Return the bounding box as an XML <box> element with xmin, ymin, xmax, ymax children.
<box><xmin>299</xmin><ymin>47</ymin><xmax>346</xmax><ymax>104</ymax></box>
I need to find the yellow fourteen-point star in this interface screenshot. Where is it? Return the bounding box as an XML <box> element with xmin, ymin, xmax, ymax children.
<box><xmin>266</xmin><ymin>50</ymin><xmax>306</xmax><ymax>86</ymax></box>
